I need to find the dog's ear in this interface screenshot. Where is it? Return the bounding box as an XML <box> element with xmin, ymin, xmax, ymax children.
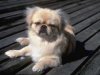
<box><xmin>26</xmin><ymin>7</ymin><xmax>41</xmax><ymax>25</ymax></box>
<box><xmin>56</xmin><ymin>9</ymin><xmax>76</xmax><ymax>53</ymax></box>
<box><xmin>56</xmin><ymin>9</ymin><xmax>69</xmax><ymax>25</ymax></box>
<box><xmin>56</xmin><ymin>9</ymin><xmax>75</xmax><ymax>36</ymax></box>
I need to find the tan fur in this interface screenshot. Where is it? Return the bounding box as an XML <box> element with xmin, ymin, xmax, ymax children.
<box><xmin>16</xmin><ymin>37</ymin><xmax>29</xmax><ymax>46</ymax></box>
<box><xmin>5</xmin><ymin>7</ymin><xmax>75</xmax><ymax>72</ymax></box>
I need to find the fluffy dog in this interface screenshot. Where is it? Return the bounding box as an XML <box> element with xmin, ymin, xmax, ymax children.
<box><xmin>5</xmin><ymin>7</ymin><xmax>76</xmax><ymax>72</ymax></box>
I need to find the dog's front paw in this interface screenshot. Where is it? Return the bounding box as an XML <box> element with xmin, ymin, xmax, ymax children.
<box><xmin>32</xmin><ymin>63</ymin><xmax>45</xmax><ymax>72</ymax></box>
<box><xmin>5</xmin><ymin>50</ymin><xmax>20</xmax><ymax>58</ymax></box>
<box><xmin>16</xmin><ymin>37</ymin><xmax>29</xmax><ymax>46</ymax></box>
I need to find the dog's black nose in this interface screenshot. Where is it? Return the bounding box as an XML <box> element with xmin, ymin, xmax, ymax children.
<box><xmin>40</xmin><ymin>25</ymin><xmax>47</xmax><ymax>33</ymax></box>
<box><xmin>41</xmin><ymin>25</ymin><xmax>47</xmax><ymax>30</ymax></box>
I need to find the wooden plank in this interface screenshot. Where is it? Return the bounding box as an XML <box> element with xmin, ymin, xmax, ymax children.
<box><xmin>0</xmin><ymin>0</ymin><xmax>57</xmax><ymax>10</ymax></box>
<box><xmin>0</xmin><ymin>0</ymin><xmax>61</xmax><ymax>19</ymax></box>
<box><xmin>76</xmin><ymin>20</ymin><xmax>100</xmax><ymax>42</ymax></box>
<box><xmin>0</xmin><ymin>0</ymin><xmax>57</xmax><ymax>14</ymax></box>
<box><xmin>0</xmin><ymin>0</ymin><xmax>94</xmax><ymax>21</ymax></box>
<box><xmin>0</xmin><ymin>0</ymin><xmax>98</xmax><ymax>28</ymax></box>
<box><xmin>85</xmin><ymin>32</ymin><xmax>100</xmax><ymax>50</ymax></box>
<box><xmin>46</xmin><ymin>0</ymin><xmax>76</xmax><ymax>9</ymax></box>
<box><xmin>0</xmin><ymin>0</ymin><xmax>35</xmax><ymax>7</ymax></box>
<box><xmin>66</xmin><ymin>0</ymin><xmax>100</xmax><ymax>14</ymax></box>
<box><xmin>48</xmin><ymin>0</ymin><xmax>88</xmax><ymax>9</ymax></box>
<box><xmin>46</xmin><ymin>57</ymin><xmax>87</xmax><ymax>75</ymax></box>
<box><xmin>0</xmin><ymin>1</ymin><xmax>3</xmax><ymax>4</ymax></box>
<box><xmin>0</xmin><ymin>54</ymin><xmax>9</xmax><ymax>63</ymax></box>
<box><xmin>4</xmin><ymin>13</ymin><xmax>23</xmax><ymax>20</ymax></box>
<box><xmin>0</xmin><ymin>0</ymin><xmax>98</xmax><ymax>27</ymax></box>
<box><xmin>75</xmin><ymin>49</ymin><xmax>100</xmax><ymax>75</ymax></box>
<box><xmin>0</xmin><ymin>10</ymin><xmax>22</xmax><ymax>19</ymax></box>
<box><xmin>0</xmin><ymin>31</ymin><xmax>27</xmax><ymax>50</ymax></box>
<box><xmin>16</xmin><ymin>57</ymin><xmax>87</xmax><ymax>75</ymax></box>
<box><xmin>0</xmin><ymin>42</ymin><xmax>22</xmax><ymax>54</ymax></box>
<box><xmin>0</xmin><ymin>24</ymin><xmax>26</xmax><ymax>39</ymax></box>
<box><xmin>71</xmin><ymin>7</ymin><xmax>100</xmax><ymax>25</ymax></box>
<box><xmin>0</xmin><ymin>19</ymin><xmax>24</xmax><ymax>31</ymax></box>
<box><xmin>0</xmin><ymin>14</ymin><xmax>23</xmax><ymax>26</ymax></box>
<box><xmin>0</xmin><ymin>0</ymin><xmax>76</xmax><ymax>28</ymax></box>
<box><xmin>70</xmin><ymin>2</ymin><xmax>100</xmax><ymax>18</ymax></box>
<box><xmin>0</xmin><ymin>56</ymin><xmax>31</xmax><ymax>74</ymax></box>
<box><xmin>16</xmin><ymin>63</ymin><xmax>43</xmax><ymax>75</ymax></box>
<box><xmin>0</xmin><ymin>0</ymin><xmax>82</xmax><ymax>20</ymax></box>
<box><xmin>74</xmin><ymin>13</ymin><xmax>100</xmax><ymax>34</ymax></box>
<box><xmin>0</xmin><ymin>0</ymin><xmax>95</xmax><ymax>29</ymax></box>
<box><xmin>0</xmin><ymin>2</ymin><xmax>34</xmax><ymax>13</ymax></box>
<box><xmin>62</xmin><ymin>0</ymin><xmax>93</xmax><ymax>10</ymax></box>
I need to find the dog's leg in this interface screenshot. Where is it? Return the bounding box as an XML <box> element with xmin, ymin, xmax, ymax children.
<box><xmin>16</xmin><ymin>37</ymin><xmax>29</xmax><ymax>46</ymax></box>
<box><xmin>32</xmin><ymin>56</ymin><xmax>61</xmax><ymax>72</ymax></box>
<box><xmin>5</xmin><ymin>46</ymin><xmax>31</xmax><ymax>58</ymax></box>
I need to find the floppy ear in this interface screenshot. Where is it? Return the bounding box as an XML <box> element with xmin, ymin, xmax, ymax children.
<box><xmin>56</xmin><ymin>9</ymin><xmax>76</xmax><ymax>54</ymax></box>
<box><xmin>56</xmin><ymin>9</ymin><xmax>75</xmax><ymax>36</ymax></box>
<box><xmin>26</xmin><ymin>7</ymin><xmax>40</xmax><ymax>25</ymax></box>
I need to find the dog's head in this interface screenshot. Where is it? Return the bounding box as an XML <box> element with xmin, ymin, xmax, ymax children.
<box><xmin>26</xmin><ymin>7</ymin><xmax>69</xmax><ymax>40</ymax></box>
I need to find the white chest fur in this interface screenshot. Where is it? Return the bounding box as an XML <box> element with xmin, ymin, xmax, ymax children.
<box><xmin>28</xmin><ymin>32</ymin><xmax>67</xmax><ymax>62</ymax></box>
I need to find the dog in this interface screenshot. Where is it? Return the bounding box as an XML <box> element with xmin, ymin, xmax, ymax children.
<box><xmin>5</xmin><ymin>7</ymin><xmax>76</xmax><ymax>72</ymax></box>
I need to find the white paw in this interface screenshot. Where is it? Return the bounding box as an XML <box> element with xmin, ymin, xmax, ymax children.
<box><xmin>5</xmin><ymin>50</ymin><xmax>20</xmax><ymax>58</ymax></box>
<box><xmin>16</xmin><ymin>37</ymin><xmax>26</xmax><ymax>46</ymax></box>
<box><xmin>16</xmin><ymin>37</ymin><xmax>29</xmax><ymax>46</ymax></box>
<box><xmin>32</xmin><ymin>64</ymin><xmax>44</xmax><ymax>72</ymax></box>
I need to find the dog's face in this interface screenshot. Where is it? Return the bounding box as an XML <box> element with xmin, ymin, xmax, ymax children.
<box><xmin>26</xmin><ymin>7</ymin><xmax>67</xmax><ymax>40</ymax></box>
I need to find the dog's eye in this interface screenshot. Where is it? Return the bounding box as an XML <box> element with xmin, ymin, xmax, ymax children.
<box><xmin>34</xmin><ymin>22</ymin><xmax>41</xmax><ymax>25</ymax></box>
<box><xmin>49</xmin><ymin>24</ymin><xmax>56</xmax><ymax>27</ymax></box>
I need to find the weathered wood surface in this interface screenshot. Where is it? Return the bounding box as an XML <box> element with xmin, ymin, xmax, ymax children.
<box><xmin>0</xmin><ymin>0</ymin><xmax>100</xmax><ymax>75</ymax></box>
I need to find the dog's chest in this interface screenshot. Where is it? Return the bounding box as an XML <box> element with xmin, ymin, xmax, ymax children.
<box><xmin>29</xmin><ymin>41</ymin><xmax>57</xmax><ymax>62</ymax></box>
<box><xmin>30</xmin><ymin>40</ymin><xmax>56</xmax><ymax>53</ymax></box>
<box><xmin>28</xmin><ymin>34</ymin><xmax>66</xmax><ymax>62</ymax></box>
<box><xmin>29</xmin><ymin>38</ymin><xmax>58</xmax><ymax>61</ymax></box>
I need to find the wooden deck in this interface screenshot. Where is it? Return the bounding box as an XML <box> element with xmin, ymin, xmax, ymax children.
<box><xmin>0</xmin><ymin>0</ymin><xmax>100</xmax><ymax>75</ymax></box>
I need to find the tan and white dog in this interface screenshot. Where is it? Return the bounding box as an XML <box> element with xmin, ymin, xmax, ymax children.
<box><xmin>5</xmin><ymin>7</ymin><xmax>76</xmax><ymax>72</ymax></box>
